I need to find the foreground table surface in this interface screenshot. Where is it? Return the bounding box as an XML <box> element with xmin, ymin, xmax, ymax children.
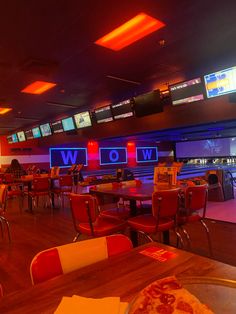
<box><xmin>0</xmin><ymin>242</ymin><xmax>235</xmax><ymax>314</ymax></box>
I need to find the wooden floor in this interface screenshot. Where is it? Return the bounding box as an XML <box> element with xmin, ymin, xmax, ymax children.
<box><xmin>1</xmin><ymin>195</ymin><xmax>236</xmax><ymax>296</ymax></box>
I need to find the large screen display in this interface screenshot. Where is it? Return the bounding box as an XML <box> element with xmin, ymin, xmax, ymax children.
<box><xmin>40</xmin><ymin>123</ymin><xmax>52</xmax><ymax>137</ymax></box>
<box><xmin>111</xmin><ymin>99</ymin><xmax>134</xmax><ymax>120</ymax></box>
<box><xmin>50</xmin><ymin>147</ymin><xmax>88</xmax><ymax>168</ymax></box>
<box><xmin>175</xmin><ymin>138</ymin><xmax>236</xmax><ymax>158</ymax></box>
<box><xmin>133</xmin><ymin>90</ymin><xmax>163</xmax><ymax>117</ymax></box>
<box><xmin>62</xmin><ymin>117</ymin><xmax>75</xmax><ymax>131</ymax></box>
<box><xmin>17</xmin><ymin>131</ymin><xmax>26</xmax><ymax>142</ymax></box>
<box><xmin>51</xmin><ymin>120</ymin><xmax>63</xmax><ymax>133</ymax></box>
<box><xmin>94</xmin><ymin>105</ymin><xmax>113</xmax><ymax>123</ymax></box>
<box><xmin>12</xmin><ymin>133</ymin><xmax>18</xmax><ymax>143</ymax></box>
<box><xmin>25</xmin><ymin>129</ymin><xmax>34</xmax><ymax>140</ymax></box>
<box><xmin>99</xmin><ymin>147</ymin><xmax>127</xmax><ymax>165</ymax></box>
<box><xmin>32</xmin><ymin>127</ymin><xmax>41</xmax><ymax>138</ymax></box>
<box><xmin>170</xmin><ymin>78</ymin><xmax>205</xmax><ymax>105</ymax></box>
<box><xmin>74</xmin><ymin>111</ymin><xmax>92</xmax><ymax>129</ymax></box>
<box><xmin>204</xmin><ymin>66</ymin><xmax>236</xmax><ymax>98</ymax></box>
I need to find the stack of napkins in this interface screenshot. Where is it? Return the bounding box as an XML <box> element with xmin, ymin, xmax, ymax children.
<box><xmin>54</xmin><ymin>295</ymin><xmax>128</xmax><ymax>314</ymax></box>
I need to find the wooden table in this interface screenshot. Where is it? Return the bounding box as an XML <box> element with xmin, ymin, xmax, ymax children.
<box><xmin>0</xmin><ymin>243</ymin><xmax>235</xmax><ymax>314</ymax></box>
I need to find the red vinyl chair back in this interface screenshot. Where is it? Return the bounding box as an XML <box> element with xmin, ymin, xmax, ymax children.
<box><xmin>3</xmin><ymin>174</ymin><xmax>14</xmax><ymax>184</ymax></box>
<box><xmin>0</xmin><ymin>184</ymin><xmax>7</xmax><ymax>208</ymax></box>
<box><xmin>0</xmin><ymin>284</ymin><xmax>3</xmax><ymax>298</ymax></box>
<box><xmin>70</xmin><ymin>193</ymin><xmax>98</xmax><ymax>223</ymax></box>
<box><xmin>152</xmin><ymin>188</ymin><xmax>180</xmax><ymax>219</ymax></box>
<box><xmin>59</xmin><ymin>175</ymin><xmax>73</xmax><ymax>187</ymax></box>
<box><xmin>30</xmin><ymin>234</ymin><xmax>133</xmax><ymax>285</ymax></box>
<box><xmin>32</xmin><ymin>177</ymin><xmax>51</xmax><ymax>192</ymax></box>
<box><xmin>185</xmin><ymin>185</ymin><xmax>208</xmax><ymax>216</ymax></box>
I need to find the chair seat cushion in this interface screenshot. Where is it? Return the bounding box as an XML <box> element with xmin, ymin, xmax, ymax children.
<box><xmin>78</xmin><ymin>217</ymin><xmax>127</xmax><ymax>237</ymax></box>
<box><xmin>178</xmin><ymin>213</ymin><xmax>201</xmax><ymax>224</ymax></box>
<box><xmin>100</xmin><ymin>207</ymin><xmax>130</xmax><ymax>220</ymax></box>
<box><xmin>128</xmin><ymin>214</ymin><xmax>174</xmax><ymax>234</ymax></box>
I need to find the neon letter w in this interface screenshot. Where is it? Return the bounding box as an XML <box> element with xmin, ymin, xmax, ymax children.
<box><xmin>142</xmin><ymin>149</ymin><xmax>152</xmax><ymax>160</ymax></box>
<box><xmin>61</xmin><ymin>150</ymin><xmax>78</xmax><ymax>165</ymax></box>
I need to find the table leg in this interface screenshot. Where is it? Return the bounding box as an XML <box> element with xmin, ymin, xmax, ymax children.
<box><xmin>129</xmin><ymin>199</ymin><xmax>138</xmax><ymax>247</ymax></box>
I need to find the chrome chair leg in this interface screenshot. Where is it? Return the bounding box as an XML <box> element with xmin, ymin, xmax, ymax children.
<box><xmin>73</xmin><ymin>232</ymin><xmax>80</xmax><ymax>242</ymax></box>
<box><xmin>180</xmin><ymin>226</ymin><xmax>191</xmax><ymax>250</ymax></box>
<box><xmin>174</xmin><ymin>228</ymin><xmax>184</xmax><ymax>249</ymax></box>
<box><xmin>200</xmin><ymin>219</ymin><xmax>213</xmax><ymax>257</ymax></box>
<box><xmin>137</xmin><ymin>230</ymin><xmax>154</xmax><ymax>244</ymax></box>
<box><xmin>0</xmin><ymin>216</ymin><xmax>11</xmax><ymax>242</ymax></box>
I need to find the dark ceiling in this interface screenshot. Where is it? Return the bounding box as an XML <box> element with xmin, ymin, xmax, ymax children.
<box><xmin>1</xmin><ymin>0</ymin><xmax>236</xmax><ymax>138</ymax></box>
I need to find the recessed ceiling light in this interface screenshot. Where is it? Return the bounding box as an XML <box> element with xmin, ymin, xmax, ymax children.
<box><xmin>21</xmin><ymin>81</ymin><xmax>56</xmax><ymax>94</ymax></box>
<box><xmin>95</xmin><ymin>12</ymin><xmax>165</xmax><ymax>51</ymax></box>
<box><xmin>0</xmin><ymin>107</ymin><xmax>12</xmax><ymax>115</ymax></box>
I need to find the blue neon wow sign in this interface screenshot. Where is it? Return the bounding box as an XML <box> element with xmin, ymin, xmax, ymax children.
<box><xmin>99</xmin><ymin>147</ymin><xmax>127</xmax><ymax>165</ymax></box>
<box><xmin>136</xmin><ymin>147</ymin><xmax>158</xmax><ymax>163</ymax></box>
<box><xmin>50</xmin><ymin>147</ymin><xmax>88</xmax><ymax>168</ymax></box>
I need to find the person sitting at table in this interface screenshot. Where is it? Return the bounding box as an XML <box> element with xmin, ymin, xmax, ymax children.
<box><xmin>5</xmin><ymin>159</ymin><xmax>26</xmax><ymax>179</ymax></box>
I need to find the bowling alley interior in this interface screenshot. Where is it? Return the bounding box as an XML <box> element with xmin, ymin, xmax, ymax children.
<box><xmin>1</xmin><ymin>1</ymin><xmax>236</xmax><ymax>313</ymax></box>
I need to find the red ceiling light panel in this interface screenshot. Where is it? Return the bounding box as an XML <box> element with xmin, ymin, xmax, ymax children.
<box><xmin>21</xmin><ymin>81</ymin><xmax>56</xmax><ymax>94</ymax></box>
<box><xmin>0</xmin><ymin>107</ymin><xmax>12</xmax><ymax>115</ymax></box>
<box><xmin>95</xmin><ymin>13</ymin><xmax>165</xmax><ymax>51</ymax></box>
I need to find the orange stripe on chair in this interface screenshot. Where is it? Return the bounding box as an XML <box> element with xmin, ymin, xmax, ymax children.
<box><xmin>57</xmin><ymin>237</ymin><xmax>108</xmax><ymax>274</ymax></box>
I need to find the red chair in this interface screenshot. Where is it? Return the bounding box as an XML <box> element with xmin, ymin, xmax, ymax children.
<box><xmin>128</xmin><ymin>188</ymin><xmax>183</xmax><ymax>246</ymax></box>
<box><xmin>70</xmin><ymin>194</ymin><xmax>127</xmax><ymax>242</ymax></box>
<box><xmin>52</xmin><ymin>175</ymin><xmax>74</xmax><ymax>208</ymax></box>
<box><xmin>30</xmin><ymin>234</ymin><xmax>133</xmax><ymax>284</ymax></box>
<box><xmin>28</xmin><ymin>177</ymin><xmax>52</xmax><ymax>209</ymax></box>
<box><xmin>178</xmin><ymin>185</ymin><xmax>212</xmax><ymax>256</ymax></box>
<box><xmin>3</xmin><ymin>174</ymin><xmax>24</xmax><ymax>212</ymax></box>
<box><xmin>0</xmin><ymin>283</ymin><xmax>3</xmax><ymax>297</ymax></box>
<box><xmin>0</xmin><ymin>184</ymin><xmax>11</xmax><ymax>242</ymax></box>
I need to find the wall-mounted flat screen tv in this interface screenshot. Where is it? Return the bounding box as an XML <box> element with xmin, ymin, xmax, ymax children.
<box><xmin>51</xmin><ymin>120</ymin><xmax>63</xmax><ymax>133</ymax></box>
<box><xmin>111</xmin><ymin>99</ymin><xmax>134</xmax><ymax>119</ymax></box>
<box><xmin>133</xmin><ymin>90</ymin><xmax>163</xmax><ymax>117</ymax></box>
<box><xmin>7</xmin><ymin>135</ymin><xmax>13</xmax><ymax>144</ymax></box>
<box><xmin>204</xmin><ymin>66</ymin><xmax>236</xmax><ymax>98</ymax></box>
<box><xmin>32</xmin><ymin>127</ymin><xmax>41</xmax><ymax>138</ymax></box>
<box><xmin>40</xmin><ymin>123</ymin><xmax>52</xmax><ymax>137</ymax></box>
<box><xmin>169</xmin><ymin>78</ymin><xmax>205</xmax><ymax>105</ymax></box>
<box><xmin>62</xmin><ymin>117</ymin><xmax>75</xmax><ymax>131</ymax></box>
<box><xmin>74</xmin><ymin>111</ymin><xmax>92</xmax><ymax>129</ymax></box>
<box><xmin>17</xmin><ymin>131</ymin><xmax>26</xmax><ymax>142</ymax></box>
<box><xmin>94</xmin><ymin>105</ymin><xmax>113</xmax><ymax>123</ymax></box>
<box><xmin>25</xmin><ymin>129</ymin><xmax>34</xmax><ymax>140</ymax></box>
<box><xmin>12</xmin><ymin>133</ymin><xmax>18</xmax><ymax>143</ymax></box>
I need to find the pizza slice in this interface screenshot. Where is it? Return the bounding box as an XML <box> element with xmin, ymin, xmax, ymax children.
<box><xmin>128</xmin><ymin>276</ymin><xmax>214</xmax><ymax>314</ymax></box>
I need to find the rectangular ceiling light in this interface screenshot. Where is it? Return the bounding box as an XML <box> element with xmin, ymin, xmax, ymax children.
<box><xmin>21</xmin><ymin>81</ymin><xmax>56</xmax><ymax>94</ymax></box>
<box><xmin>0</xmin><ymin>107</ymin><xmax>12</xmax><ymax>115</ymax></box>
<box><xmin>95</xmin><ymin>13</ymin><xmax>165</xmax><ymax>51</ymax></box>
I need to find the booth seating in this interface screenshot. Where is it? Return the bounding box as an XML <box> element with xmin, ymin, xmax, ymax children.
<box><xmin>30</xmin><ymin>234</ymin><xmax>133</xmax><ymax>285</ymax></box>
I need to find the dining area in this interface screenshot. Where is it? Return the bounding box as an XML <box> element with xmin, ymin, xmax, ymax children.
<box><xmin>0</xmin><ymin>168</ymin><xmax>236</xmax><ymax>313</ymax></box>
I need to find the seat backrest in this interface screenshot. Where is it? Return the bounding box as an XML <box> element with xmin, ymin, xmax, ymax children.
<box><xmin>152</xmin><ymin>188</ymin><xmax>180</xmax><ymax>219</ymax></box>
<box><xmin>0</xmin><ymin>184</ymin><xmax>7</xmax><ymax>208</ymax></box>
<box><xmin>0</xmin><ymin>283</ymin><xmax>3</xmax><ymax>298</ymax></box>
<box><xmin>59</xmin><ymin>175</ymin><xmax>73</xmax><ymax>187</ymax></box>
<box><xmin>30</xmin><ymin>234</ymin><xmax>133</xmax><ymax>285</ymax></box>
<box><xmin>32</xmin><ymin>177</ymin><xmax>50</xmax><ymax>191</ymax></box>
<box><xmin>70</xmin><ymin>193</ymin><xmax>98</xmax><ymax>223</ymax></box>
<box><xmin>50</xmin><ymin>166</ymin><xmax>60</xmax><ymax>177</ymax></box>
<box><xmin>185</xmin><ymin>185</ymin><xmax>208</xmax><ymax>213</ymax></box>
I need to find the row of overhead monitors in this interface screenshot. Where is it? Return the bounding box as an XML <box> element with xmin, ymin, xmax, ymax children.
<box><xmin>50</xmin><ymin>146</ymin><xmax>158</xmax><ymax>168</ymax></box>
<box><xmin>7</xmin><ymin>65</ymin><xmax>236</xmax><ymax>144</ymax></box>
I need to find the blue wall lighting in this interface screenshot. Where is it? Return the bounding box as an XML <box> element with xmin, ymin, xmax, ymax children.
<box><xmin>50</xmin><ymin>147</ymin><xmax>88</xmax><ymax>168</ymax></box>
<box><xmin>136</xmin><ymin>146</ymin><xmax>158</xmax><ymax>163</ymax></box>
<box><xmin>99</xmin><ymin>147</ymin><xmax>127</xmax><ymax>165</ymax></box>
